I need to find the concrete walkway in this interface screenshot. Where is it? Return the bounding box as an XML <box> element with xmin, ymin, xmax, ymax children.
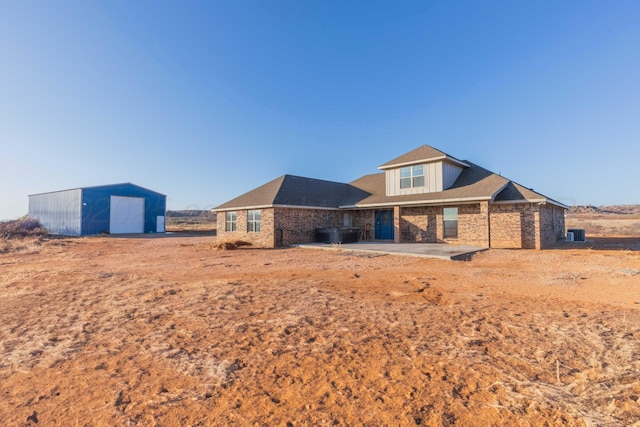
<box><xmin>297</xmin><ymin>241</ymin><xmax>488</xmax><ymax>261</ymax></box>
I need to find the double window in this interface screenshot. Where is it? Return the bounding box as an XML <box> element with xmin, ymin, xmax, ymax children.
<box><xmin>400</xmin><ymin>165</ymin><xmax>425</xmax><ymax>189</ymax></box>
<box><xmin>225</xmin><ymin>211</ymin><xmax>237</xmax><ymax>232</ymax></box>
<box><xmin>248</xmin><ymin>210</ymin><xmax>261</xmax><ymax>233</ymax></box>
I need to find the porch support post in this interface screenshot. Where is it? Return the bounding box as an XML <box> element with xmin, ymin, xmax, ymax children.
<box><xmin>394</xmin><ymin>205</ymin><xmax>401</xmax><ymax>243</ymax></box>
<box><xmin>534</xmin><ymin>209</ymin><xmax>541</xmax><ymax>250</ymax></box>
<box><xmin>481</xmin><ymin>201</ymin><xmax>491</xmax><ymax>248</ymax></box>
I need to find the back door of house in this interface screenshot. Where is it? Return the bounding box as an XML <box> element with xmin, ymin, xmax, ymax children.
<box><xmin>375</xmin><ymin>210</ymin><xmax>394</xmax><ymax>240</ymax></box>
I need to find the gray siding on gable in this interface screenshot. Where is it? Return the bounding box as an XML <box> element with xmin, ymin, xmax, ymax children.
<box><xmin>28</xmin><ymin>189</ymin><xmax>82</xmax><ymax>235</ymax></box>
<box><xmin>386</xmin><ymin>161</ymin><xmax>459</xmax><ymax>196</ymax></box>
<box><xmin>442</xmin><ymin>162</ymin><xmax>463</xmax><ymax>190</ymax></box>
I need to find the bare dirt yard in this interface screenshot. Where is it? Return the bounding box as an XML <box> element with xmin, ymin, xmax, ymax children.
<box><xmin>2</xmin><ymin>212</ymin><xmax>640</xmax><ymax>426</ymax></box>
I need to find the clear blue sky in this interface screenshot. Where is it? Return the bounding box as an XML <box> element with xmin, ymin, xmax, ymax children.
<box><xmin>2</xmin><ymin>1</ymin><xmax>639</xmax><ymax>219</ymax></box>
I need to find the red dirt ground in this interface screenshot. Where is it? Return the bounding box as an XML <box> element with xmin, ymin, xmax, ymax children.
<box><xmin>2</xmin><ymin>234</ymin><xmax>640</xmax><ymax>426</ymax></box>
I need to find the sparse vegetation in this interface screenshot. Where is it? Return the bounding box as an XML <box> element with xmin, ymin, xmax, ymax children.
<box><xmin>566</xmin><ymin>205</ymin><xmax>640</xmax><ymax>237</ymax></box>
<box><xmin>165</xmin><ymin>210</ymin><xmax>216</xmax><ymax>232</ymax></box>
<box><xmin>0</xmin><ymin>216</ymin><xmax>47</xmax><ymax>240</ymax></box>
<box><xmin>569</xmin><ymin>205</ymin><xmax>640</xmax><ymax>216</ymax></box>
<box><xmin>213</xmin><ymin>239</ymin><xmax>253</xmax><ymax>250</ymax></box>
<box><xmin>0</xmin><ymin>216</ymin><xmax>48</xmax><ymax>254</ymax></box>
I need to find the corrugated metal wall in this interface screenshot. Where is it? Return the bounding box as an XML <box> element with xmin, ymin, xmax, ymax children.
<box><xmin>28</xmin><ymin>189</ymin><xmax>82</xmax><ymax>235</ymax></box>
<box><xmin>81</xmin><ymin>184</ymin><xmax>166</xmax><ymax>235</ymax></box>
<box><xmin>29</xmin><ymin>183</ymin><xmax>166</xmax><ymax>236</ymax></box>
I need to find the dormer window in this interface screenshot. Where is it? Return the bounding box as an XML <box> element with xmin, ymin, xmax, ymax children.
<box><xmin>400</xmin><ymin>165</ymin><xmax>425</xmax><ymax>189</ymax></box>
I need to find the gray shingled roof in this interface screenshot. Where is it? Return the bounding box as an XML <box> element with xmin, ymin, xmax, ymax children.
<box><xmin>378</xmin><ymin>145</ymin><xmax>469</xmax><ymax>169</ymax></box>
<box><xmin>347</xmin><ymin>162</ymin><xmax>508</xmax><ymax>207</ymax></box>
<box><xmin>214</xmin><ymin>175</ymin><xmax>371</xmax><ymax>210</ymax></box>
<box><xmin>493</xmin><ymin>182</ymin><xmax>545</xmax><ymax>202</ymax></box>
<box><xmin>347</xmin><ymin>162</ymin><xmax>566</xmax><ymax>208</ymax></box>
<box><xmin>493</xmin><ymin>181</ymin><xmax>567</xmax><ymax>207</ymax></box>
<box><xmin>214</xmin><ymin>148</ymin><xmax>567</xmax><ymax>211</ymax></box>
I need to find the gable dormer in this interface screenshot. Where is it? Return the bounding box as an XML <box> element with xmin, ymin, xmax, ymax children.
<box><xmin>378</xmin><ymin>145</ymin><xmax>469</xmax><ymax>196</ymax></box>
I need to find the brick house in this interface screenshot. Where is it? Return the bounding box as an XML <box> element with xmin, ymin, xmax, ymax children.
<box><xmin>214</xmin><ymin>145</ymin><xmax>567</xmax><ymax>249</ymax></box>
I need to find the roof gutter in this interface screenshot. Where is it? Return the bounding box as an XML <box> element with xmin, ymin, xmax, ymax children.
<box><xmin>491</xmin><ymin>199</ymin><xmax>547</xmax><ymax>205</ymax></box>
<box><xmin>491</xmin><ymin>199</ymin><xmax>569</xmax><ymax>209</ymax></box>
<box><xmin>213</xmin><ymin>204</ymin><xmax>342</xmax><ymax>212</ymax></box>
<box><xmin>345</xmin><ymin>196</ymin><xmax>492</xmax><ymax>209</ymax></box>
<box><xmin>212</xmin><ymin>204</ymin><xmax>274</xmax><ymax>212</ymax></box>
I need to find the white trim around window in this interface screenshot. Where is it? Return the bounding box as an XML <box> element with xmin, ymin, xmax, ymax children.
<box><xmin>225</xmin><ymin>211</ymin><xmax>237</xmax><ymax>232</ymax></box>
<box><xmin>247</xmin><ymin>209</ymin><xmax>261</xmax><ymax>233</ymax></box>
<box><xmin>399</xmin><ymin>165</ymin><xmax>425</xmax><ymax>189</ymax></box>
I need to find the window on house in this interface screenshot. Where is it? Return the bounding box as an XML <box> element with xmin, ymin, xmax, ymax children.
<box><xmin>247</xmin><ymin>209</ymin><xmax>261</xmax><ymax>233</ymax></box>
<box><xmin>400</xmin><ymin>165</ymin><xmax>425</xmax><ymax>189</ymax></box>
<box><xmin>343</xmin><ymin>212</ymin><xmax>352</xmax><ymax>228</ymax></box>
<box><xmin>225</xmin><ymin>211</ymin><xmax>237</xmax><ymax>232</ymax></box>
<box><xmin>443</xmin><ymin>207</ymin><xmax>458</xmax><ymax>238</ymax></box>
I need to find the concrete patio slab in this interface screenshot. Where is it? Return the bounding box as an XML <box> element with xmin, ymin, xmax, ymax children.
<box><xmin>296</xmin><ymin>241</ymin><xmax>488</xmax><ymax>261</ymax></box>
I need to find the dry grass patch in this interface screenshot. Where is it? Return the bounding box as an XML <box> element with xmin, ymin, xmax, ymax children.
<box><xmin>0</xmin><ymin>217</ymin><xmax>48</xmax><ymax>254</ymax></box>
<box><xmin>0</xmin><ymin>216</ymin><xmax>47</xmax><ymax>240</ymax></box>
<box><xmin>212</xmin><ymin>240</ymin><xmax>253</xmax><ymax>250</ymax></box>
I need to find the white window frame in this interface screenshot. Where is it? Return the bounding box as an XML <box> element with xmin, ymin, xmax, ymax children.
<box><xmin>400</xmin><ymin>165</ymin><xmax>425</xmax><ymax>189</ymax></box>
<box><xmin>343</xmin><ymin>212</ymin><xmax>352</xmax><ymax>228</ymax></box>
<box><xmin>443</xmin><ymin>207</ymin><xmax>458</xmax><ymax>239</ymax></box>
<box><xmin>225</xmin><ymin>211</ymin><xmax>237</xmax><ymax>232</ymax></box>
<box><xmin>247</xmin><ymin>209</ymin><xmax>261</xmax><ymax>233</ymax></box>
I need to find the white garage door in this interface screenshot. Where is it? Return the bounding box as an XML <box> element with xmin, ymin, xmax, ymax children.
<box><xmin>110</xmin><ymin>196</ymin><xmax>144</xmax><ymax>234</ymax></box>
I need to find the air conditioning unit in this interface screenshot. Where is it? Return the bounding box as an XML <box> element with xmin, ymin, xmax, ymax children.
<box><xmin>567</xmin><ymin>229</ymin><xmax>586</xmax><ymax>242</ymax></box>
<box><xmin>566</xmin><ymin>232</ymin><xmax>574</xmax><ymax>242</ymax></box>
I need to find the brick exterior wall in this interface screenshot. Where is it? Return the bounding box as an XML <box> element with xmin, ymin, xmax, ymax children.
<box><xmin>273</xmin><ymin>208</ymin><xmax>343</xmax><ymax>247</ymax></box>
<box><xmin>396</xmin><ymin>202</ymin><xmax>563</xmax><ymax>249</ymax></box>
<box><xmin>217</xmin><ymin>202</ymin><xmax>565</xmax><ymax>250</ymax></box>
<box><xmin>397</xmin><ymin>203</ymin><xmax>489</xmax><ymax>246</ymax></box>
<box><xmin>490</xmin><ymin>204</ymin><xmax>525</xmax><ymax>248</ymax></box>
<box><xmin>538</xmin><ymin>204</ymin><xmax>566</xmax><ymax>249</ymax></box>
<box><xmin>393</xmin><ymin>206</ymin><xmax>401</xmax><ymax>243</ymax></box>
<box><xmin>216</xmin><ymin>208</ymin><xmax>276</xmax><ymax>248</ymax></box>
<box><xmin>398</xmin><ymin>206</ymin><xmax>439</xmax><ymax>242</ymax></box>
<box><xmin>350</xmin><ymin>210</ymin><xmax>375</xmax><ymax>240</ymax></box>
<box><xmin>217</xmin><ymin>207</ymin><xmax>377</xmax><ymax>248</ymax></box>
<box><xmin>489</xmin><ymin>204</ymin><xmax>537</xmax><ymax>249</ymax></box>
<box><xmin>489</xmin><ymin>203</ymin><xmax>565</xmax><ymax>249</ymax></box>
<box><xmin>456</xmin><ymin>202</ymin><xmax>490</xmax><ymax>247</ymax></box>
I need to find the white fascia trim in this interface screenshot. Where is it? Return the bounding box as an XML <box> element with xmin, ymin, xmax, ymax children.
<box><xmin>529</xmin><ymin>199</ymin><xmax>570</xmax><ymax>210</ymax></box>
<box><xmin>378</xmin><ymin>155</ymin><xmax>470</xmax><ymax>170</ymax></box>
<box><xmin>549</xmin><ymin>200</ymin><xmax>570</xmax><ymax>210</ymax></box>
<box><xmin>212</xmin><ymin>204</ymin><xmax>342</xmax><ymax>212</ymax></box>
<box><xmin>273</xmin><ymin>204</ymin><xmax>340</xmax><ymax>211</ymax></box>
<box><xmin>489</xmin><ymin>182</ymin><xmax>511</xmax><ymax>202</ymax></box>
<box><xmin>487</xmin><ymin>199</ymin><xmax>569</xmax><ymax>209</ymax></box>
<box><xmin>350</xmin><ymin>196</ymin><xmax>492</xmax><ymax>208</ymax></box>
<box><xmin>442</xmin><ymin>156</ymin><xmax>471</xmax><ymax>168</ymax></box>
<box><xmin>491</xmin><ymin>199</ymin><xmax>547</xmax><ymax>205</ymax></box>
<box><xmin>212</xmin><ymin>204</ymin><xmax>274</xmax><ymax>212</ymax></box>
